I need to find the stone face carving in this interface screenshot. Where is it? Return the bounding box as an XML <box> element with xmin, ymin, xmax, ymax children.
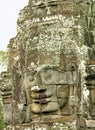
<box><xmin>23</xmin><ymin>65</ymin><xmax>78</xmax><ymax>121</ymax></box>
<box><xmin>0</xmin><ymin>0</ymin><xmax>92</xmax><ymax>129</ymax></box>
<box><xmin>0</xmin><ymin>71</ymin><xmax>12</xmax><ymax>124</ymax></box>
<box><xmin>85</xmin><ymin>44</ymin><xmax>95</xmax><ymax>120</ymax></box>
<box><xmin>85</xmin><ymin>65</ymin><xmax>95</xmax><ymax>119</ymax></box>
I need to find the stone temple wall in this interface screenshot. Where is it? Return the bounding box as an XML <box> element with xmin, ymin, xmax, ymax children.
<box><xmin>1</xmin><ymin>0</ymin><xmax>95</xmax><ymax>130</ymax></box>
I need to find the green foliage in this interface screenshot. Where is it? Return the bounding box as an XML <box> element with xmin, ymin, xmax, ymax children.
<box><xmin>0</xmin><ymin>50</ymin><xmax>7</xmax><ymax>63</ymax></box>
<box><xmin>0</xmin><ymin>101</ymin><xmax>6</xmax><ymax>130</ymax></box>
<box><xmin>0</xmin><ymin>50</ymin><xmax>8</xmax><ymax>72</ymax></box>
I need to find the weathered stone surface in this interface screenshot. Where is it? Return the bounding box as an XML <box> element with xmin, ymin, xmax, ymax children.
<box><xmin>1</xmin><ymin>0</ymin><xmax>95</xmax><ymax>130</ymax></box>
<box><xmin>0</xmin><ymin>71</ymin><xmax>13</xmax><ymax>124</ymax></box>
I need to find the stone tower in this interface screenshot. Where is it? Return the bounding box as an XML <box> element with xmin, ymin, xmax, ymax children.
<box><xmin>1</xmin><ymin>0</ymin><xmax>95</xmax><ymax>130</ymax></box>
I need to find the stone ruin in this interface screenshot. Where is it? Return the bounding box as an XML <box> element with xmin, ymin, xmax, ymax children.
<box><xmin>1</xmin><ymin>0</ymin><xmax>95</xmax><ymax>130</ymax></box>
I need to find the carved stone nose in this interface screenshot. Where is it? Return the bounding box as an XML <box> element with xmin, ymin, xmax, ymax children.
<box><xmin>31</xmin><ymin>85</ymin><xmax>46</xmax><ymax>92</ymax></box>
<box><xmin>31</xmin><ymin>89</ymin><xmax>52</xmax><ymax>99</ymax></box>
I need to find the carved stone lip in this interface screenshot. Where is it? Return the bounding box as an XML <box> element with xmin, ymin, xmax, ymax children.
<box><xmin>32</xmin><ymin>97</ymin><xmax>51</xmax><ymax>104</ymax></box>
<box><xmin>31</xmin><ymin>101</ymin><xmax>59</xmax><ymax>113</ymax></box>
<box><xmin>31</xmin><ymin>91</ymin><xmax>52</xmax><ymax>99</ymax></box>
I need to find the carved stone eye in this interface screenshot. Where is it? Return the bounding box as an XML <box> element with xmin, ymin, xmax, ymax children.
<box><xmin>57</xmin><ymin>85</ymin><xmax>69</xmax><ymax>108</ymax></box>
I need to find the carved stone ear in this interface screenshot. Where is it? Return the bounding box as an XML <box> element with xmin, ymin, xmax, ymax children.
<box><xmin>57</xmin><ymin>85</ymin><xmax>68</xmax><ymax>97</ymax></box>
<box><xmin>57</xmin><ymin>98</ymin><xmax>67</xmax><ymax>109</ymax></box>
<box><xmin>57</xmin><ymin>85</ymin><xmax>69</xmax><ymax>108</ymax></box>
